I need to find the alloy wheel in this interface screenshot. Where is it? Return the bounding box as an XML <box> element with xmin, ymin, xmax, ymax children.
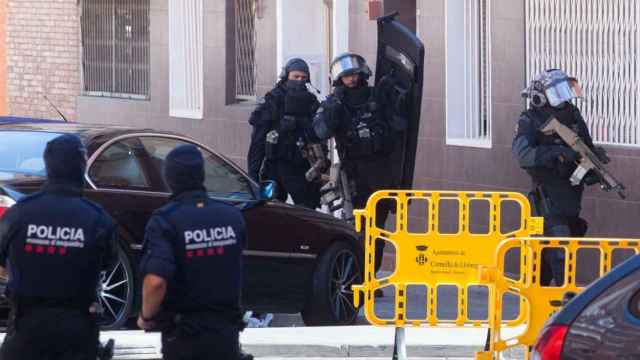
<box><xmin>97</xmin><ymin>253</ymin><xmax>132</xmax><ymax>328</ymax></box>
<box><xmin>329</xmin><ymin>249</ymin><xmax>361</xmax><ymax>322</ymax></box>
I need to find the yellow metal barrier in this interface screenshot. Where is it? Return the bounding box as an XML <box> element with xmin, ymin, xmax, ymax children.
<box><xmin>352</xmin><ymin>190</ymin><xmax>543</xmax><ymax>327</ymax></box>
<box><xmin>477</xmin><ymin>237</ymin><xmax>640</xmax><ymax>360</ymax></box>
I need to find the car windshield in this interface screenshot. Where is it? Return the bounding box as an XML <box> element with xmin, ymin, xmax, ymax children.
<box><xmin>0</xmin><ymin>131</ymin><xmax>66</xmax><ymax>179</ymax></box>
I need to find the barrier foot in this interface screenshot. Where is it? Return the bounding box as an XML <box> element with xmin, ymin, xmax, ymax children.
<box><xmin>392</xmin><ymin>327</ymin><xmax>407</xmax><ymax>360</ymax></box>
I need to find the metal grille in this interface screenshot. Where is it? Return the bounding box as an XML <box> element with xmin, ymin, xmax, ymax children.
<box><xmin>526</xmin><ymin>0</ymin><xmax>640</xmax><ymax>146</ymax></box>
<box><xmin>81</xmin><ymin>0</ymin><xmax>150</xmax><ymax>99</ymax></box>
<box><xmin>235</xmin><ymin>0</ymin><xmax>257</xmax><ymax>100</ymax></box>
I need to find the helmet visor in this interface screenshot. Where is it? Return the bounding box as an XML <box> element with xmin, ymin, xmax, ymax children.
<box><xmin>545</xmin><ymin>78</ymin><xmax>583</xmax><ymax>107</ymax></box>
<box><xmin>331</xmin><ymin>55</ymin><xmax>367</xmax><ymax>82</ymax></box>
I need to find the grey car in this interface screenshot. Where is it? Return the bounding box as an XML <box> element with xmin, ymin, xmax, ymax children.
<box><xmin>532</xmin><ymin>254</ymin><xmax>640</xmax><ymax>359</ymax></box>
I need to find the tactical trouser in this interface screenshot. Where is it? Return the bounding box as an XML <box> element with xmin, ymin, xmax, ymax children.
<box><xmin>354</xmin><ymin>190</ymin><xmax>394</xmax><ymax>275</ymax></box>
<box><xmin>528</xmin><ymin>187</ymin><xmax>588</xmax><ymax>286</ymax></box>
<box><xmin>540</xmin><ymin>216</ymin><xmax>588</xmax><ymax>286</ymax></box>
<box><xmin>161</xmin><ymin>326</ymin><xmax>239</xmax><ymax>360</ymax></box>
<box><xmin>0</xmin><ymin>307</ymin><xmax>98</xmax><ymax>360</ymax></box>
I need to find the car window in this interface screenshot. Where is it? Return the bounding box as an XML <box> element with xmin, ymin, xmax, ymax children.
<box><xmin>139</xmin><ymin>137</ymin><xmax>254</xmax><ymax>200</ymax></box>
<box><xmin>89</xmin><ymin>138</ymin><xmax>151</xmax><ymax>190</ymax></box>
<box><xmin>0</xmin><ymin>131</ymin><xmax>64</xmax><ymax>177</ymax></box>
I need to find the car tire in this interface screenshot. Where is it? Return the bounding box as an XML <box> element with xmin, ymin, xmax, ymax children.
<box><xmin>98</xmin><ymin>244</ymin><xmax>135</xmax><ymax>330</ymax></box>
<box><xmin>301</xmin><ymin>241</ymin><xmax>363</xmax><ymax>326</ymax></box>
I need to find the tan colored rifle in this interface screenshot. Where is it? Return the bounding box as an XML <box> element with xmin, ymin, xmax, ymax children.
<box><xmin>541</xmin><ymin>117</ymin><xmax>627</xmax><ymax>199</ymax></box>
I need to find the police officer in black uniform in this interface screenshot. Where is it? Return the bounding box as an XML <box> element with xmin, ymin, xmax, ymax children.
<box><xmin>137</xmin><ymin>144</ymin><xmax>246</xmax><ymax>360</ymax></box>
<box><xmin>513</xmin><ymin>69</ymin><xmax>600</xmax><ymax>286</ymax></box>
<box><xmin>247</xmin><ymin>58</ymin><xmax>322</xmax><ymax>208</ymax></box>
<box><xmin>313</xmin><ymin>53</ymin><xmax>409</xmax><ymax>276</ymax></box>
<box><xmin>0</xmin><ymin>134</ymin><xmax>118</xmax><ymax>360</ymax></box>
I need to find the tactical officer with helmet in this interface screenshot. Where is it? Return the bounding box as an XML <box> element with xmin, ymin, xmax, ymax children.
<box><xmin>0</xmin><ymin>134</ymin><xmax>118</xmax><ymax>360</ymax></box>
<box><xmin>137</xmin><ymin>144</ymin><xmax>246</xmax><ymax>360</ymax></box>
<box><xmin>313</xmin><ymin>53</ymin><xmax>409</xmax><ymax>275</ymax></box>
<box><xmin>247</xmin><ymin>57</ymin><xmax>322</xmax><ymax>208</ymax></box>
<box><xmin>513</xmin><ymin>69</ymin><xmax>601</xmax><ymax>286</ymax></box>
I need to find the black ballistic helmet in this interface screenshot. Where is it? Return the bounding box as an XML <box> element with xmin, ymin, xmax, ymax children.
<box><xmin>164</xmin><ymin>144</ymin><xmax>205</xmax><ymax>194</ymax></box>
<box><xmin>279</xmin><ymin>58</ymin><xmax>311</xmax><ymax>82</ymax></box>
<box><xmin>330</xmin><ymin>52</ymin><xmax>372</xmax><ymax>86</ymax></box>
<box><xmin>44</xmin><ymin>134</ymin><xmax>87</xmax><ymax>185</ymax></box>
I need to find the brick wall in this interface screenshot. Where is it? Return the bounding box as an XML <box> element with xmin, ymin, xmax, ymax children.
<box><xmin>6</xmin><ymin>0</ymin><xmax>80</xmax><ymax>120</ymax></box>
<box><xmin>0</xmin><ymin>0</ymin><xmax>7</xmax><ymax>115</ymax></box>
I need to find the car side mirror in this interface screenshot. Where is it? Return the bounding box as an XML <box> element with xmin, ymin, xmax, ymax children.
<box><xmin>259</xmin><ymin>181</ymin><xmax>279</xmax><ymax>201</ymax></box>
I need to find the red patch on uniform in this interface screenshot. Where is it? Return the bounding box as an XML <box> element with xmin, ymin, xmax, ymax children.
<box><xmin>47</xmin><ymin>246</ymin><xmax>56</xmax><ymax>254</ymax></box>
<box><xmin>196</xmin><ymin>249</ymin><xmax>205</xmax><ymax>257</ymax></box>
<box><xmin>24</xmin><ymin>244</ymin><xmax>33</xmax><ymax>253</ymax></box>
<box><xmin>207</xmin><ymin>248</ymin><xmax>215</xmax><ymax>256</ymax></box>
<box><xmin>36</xmin><ymin>246</ymin><xmax>45</xmax><ymax>253</ymax></box>
<box><xmin>217</xmin><ymin>247</ymin><xmax>224</xmax><ymax>255</ymax></box>
<box><xmin>186</xmin><ymin>251</ymin><xmax>194</xmax><ymax>258</ymax></box>
<box><xmin>58</xmin><ymin>247</ymin><xmax>67</xmax><ymax>255</ymax></box>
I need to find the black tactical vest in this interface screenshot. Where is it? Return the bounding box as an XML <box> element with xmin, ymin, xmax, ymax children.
<box><xmin>337</xmin><ymin>87</ymin><xmax>393</xmax><ymax>160</ymax></box>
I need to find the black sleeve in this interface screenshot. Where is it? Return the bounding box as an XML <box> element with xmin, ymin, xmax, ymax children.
<box><xmin>98</xmin><ymin>216</ymin><xmax>119</xmax><ymax>272</ymax></box>
<box><xmin>312</xmin><ymin>97</ymin><xmax>342</xmax><ymax>141</ymax></box>
<box><xmin>0</xmin><ymin>207</ymin><xmax>19</xmax><ymax>268</ymax></box>
<box><xmin>247</xmin><ymin>101</ymin><xmax>273</xmax><ymax>182</ymax></box>
<box><xmin>512</xmin><ymin>114</ymin><xmax>565</xmax><ymax>169</ymax></box>
<box><xmin>139</xmin><ymin>214</ymin><xmax>176</xmax><ymax>280</ymax></box>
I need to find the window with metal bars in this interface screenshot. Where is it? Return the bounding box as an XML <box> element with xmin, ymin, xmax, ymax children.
<box><xmin>445</xmin><ymin>0</ymin><xmax>492</xmax><ymax>148</ymax></box>
<box><xmin>525</xmin><ymin>0</ymin><xmax>640</xmax><ymax>146</ymax></box>
<box><xmin>235</xmin><ymin>0</ymin><xmax>257</xmax><ymax>100</ymax></box>
<box><xmin>81</xmin><ymin>0</ymin><xmax>150</xmax><ymax>99</ymax></box>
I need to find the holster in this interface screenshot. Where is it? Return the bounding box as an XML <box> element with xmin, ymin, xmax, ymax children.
<box><xmin>528</xmin><ymin>185</ymin><xmax>549</xmax><ymax>217</ymax></box>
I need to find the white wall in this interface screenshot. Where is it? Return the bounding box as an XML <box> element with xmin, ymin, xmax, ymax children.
<box><xmin>277</xmin><ymin>0</ymin><xmax>329</xmax><ymax>97</ymax></box>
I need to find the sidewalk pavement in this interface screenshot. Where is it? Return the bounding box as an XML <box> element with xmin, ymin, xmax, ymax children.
<box><xmin>79</xmin><ymin>325</ymin><xmax>524</xmax><ymax>359</ymax></box>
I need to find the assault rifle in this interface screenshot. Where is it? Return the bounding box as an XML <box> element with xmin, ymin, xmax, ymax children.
<box><xmin>319</xmin><ymin>162</ymin><xmax>356</xmax><ymax>222</ymax></box>
<box><xmin>301</xmin><ymin>143</ymin><xmax>330</xmax><ymax>183</ymax></box>
<box><xmin>541</xmin><ymin>117</ymin><xmax>627</xmax><ymax>199</ymax></box>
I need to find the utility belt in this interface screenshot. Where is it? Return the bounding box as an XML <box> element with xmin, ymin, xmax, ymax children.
<box><xmin>528</xmin><ymin>181</ymin><xmax>582</xmax><ymax>219</ymax></box>
<box><xmin>10</xmin><ymin>295</ymin><xmax>89</xmax><ymax>312</ymax></box>
<box><xmin>152</xmin><ymin>309</ymin><xmax>245</xmax><ymax>335</ymax></box>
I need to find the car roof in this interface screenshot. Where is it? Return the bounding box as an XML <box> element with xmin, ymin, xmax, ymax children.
<box><xmin>0</xmin><ymin>116</ymin><xmax>183</xmax><ymax>142</ymax></box>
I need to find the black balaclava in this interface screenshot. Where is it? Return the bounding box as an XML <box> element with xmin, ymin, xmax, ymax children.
<box><xmin>280</xmin><ymin>58</ymin><xmax>311</xmax><ymax>90</ymax></box>
<box><xmin>164</xmin><ymin>144</ymin><xmax>206</xmax><ymax>195</ymax></box>
<box><xmin>44</xmin><ymin>134</ymin><xmax>87</xmax><ymax>187</ymax></box>
<box><xmin>343</xmin><ymin>80</ymin><xmax>371</xmax><ymax>107</ymax></box>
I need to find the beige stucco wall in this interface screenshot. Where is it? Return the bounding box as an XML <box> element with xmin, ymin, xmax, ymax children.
<box><xmin>77</xmin><ymin>0</ymin><xmax>278</xmax><ymax>168</ymax></box>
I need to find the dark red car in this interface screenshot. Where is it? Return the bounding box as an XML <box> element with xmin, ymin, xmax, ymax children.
<box><xmin>0</xmin><ymin>118</ymin><xmax>362</xmax><ymax>329</ymax></box>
